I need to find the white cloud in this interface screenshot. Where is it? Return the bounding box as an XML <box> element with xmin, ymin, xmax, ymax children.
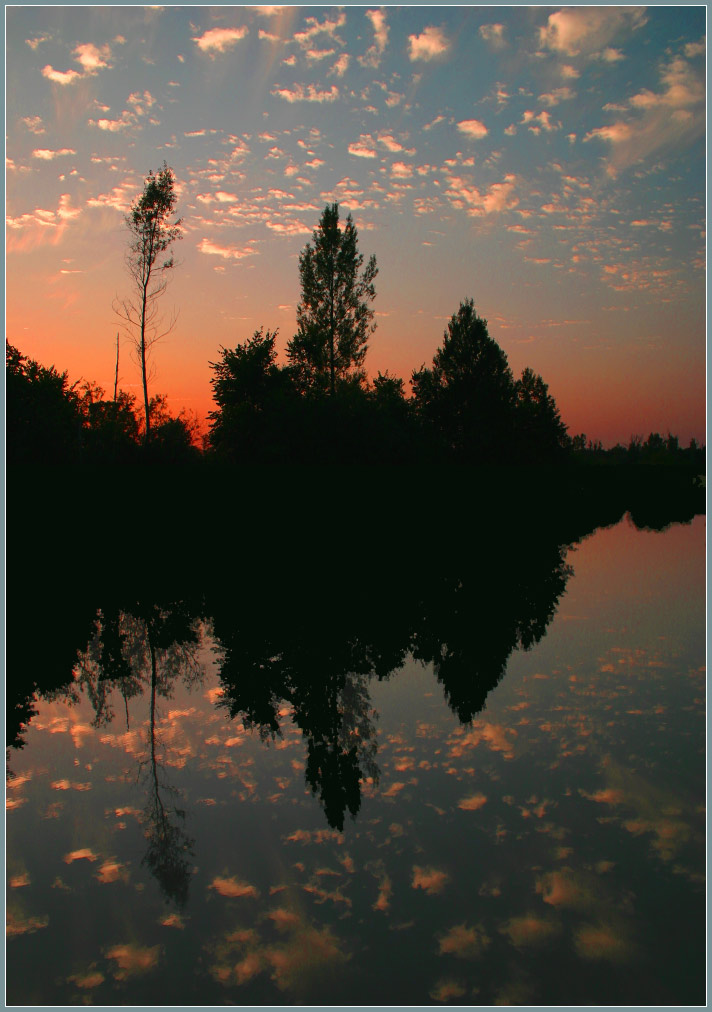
<box><xmin>192</xmin><ymin>26</ymin><xmax>249</xmax><ymax>54</ymax></box>
<box><xmin>457</xmin><ymin>119</ymin><xmax>488</xmax><ymax>140</ymax></box>
<box><xmin>408</xmin><ymin>26</ymin><xmax>450</xmax><ymax>62</ymax></box>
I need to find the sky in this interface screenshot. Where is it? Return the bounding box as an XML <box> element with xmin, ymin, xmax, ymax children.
<box><xmin>5</xmin><ymin>5</ymin><xmax>707</xmax><ymax>445</ymax></box>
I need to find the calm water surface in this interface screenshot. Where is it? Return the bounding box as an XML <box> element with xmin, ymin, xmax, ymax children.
<box><xmin>6</xmin><ymin>515</ymin><xmax>705</xmax><ymax>1006</ymax></box>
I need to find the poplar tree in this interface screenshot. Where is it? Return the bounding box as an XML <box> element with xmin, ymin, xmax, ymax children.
<box><xmin>115</xmin><ymin>163</ymin><xmax>182</xmax><ymax>442</ymax></box>
<box><xmin>287</xmin><ymin>203</ymin><xmax>378</xmax><ymax>397</ymax></box>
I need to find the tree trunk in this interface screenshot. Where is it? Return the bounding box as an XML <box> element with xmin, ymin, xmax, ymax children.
<box><xmin>140</xmin><ymin>285</ymin><xmax>150</xmax><ymax>443</ymax></box>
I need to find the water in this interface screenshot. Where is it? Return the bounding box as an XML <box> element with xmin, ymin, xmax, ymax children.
<box><xmin>6</xmin><ymin>513</ymin><xmax>705</xmax><ymax>1006</ymax></box>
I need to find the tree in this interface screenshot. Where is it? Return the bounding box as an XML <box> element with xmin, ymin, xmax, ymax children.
<box><xmin>287</xmin><ymin>203</ymin><xmax>378</xmax><ymax>397</ymax></box>
<box><xmin>115</xmin><ymin>163</ymin><xmax>182</xmax><ymax>443</ymax></box>
<box><xmin>208</xmin><ymin>328</ymin><xmax>295</xmax><ymax>461</ymax></box>
<box><xmin>513</xmin><ymin>367</ymin><xmax>569</xmax><ymax>463</ymax></box>
<box><xmin>6</xmin><ymin>342</ymin><xmax>84</xmax><ymax>464</ymax></box>
<box><xmin>411</xmin><ymin>299</ymin><xmax>516</xmax><ymax>462</ymax></box>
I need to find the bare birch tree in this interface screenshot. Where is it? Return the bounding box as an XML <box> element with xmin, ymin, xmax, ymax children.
<box><xmin>114</xmin><ymin>163</ymin><xmax>182</xmax><ymax>443</ymax></box>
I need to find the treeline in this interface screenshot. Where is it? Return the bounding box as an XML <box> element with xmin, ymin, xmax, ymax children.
<box><xmin>6</xmin><ymin>342</ymin><xmax>200</xmax><ymax>466</ymax></box>
<box><xmin>6</xmin><ymin>194</ymin><xmax>705</xmax><ymax>471</ymax></box>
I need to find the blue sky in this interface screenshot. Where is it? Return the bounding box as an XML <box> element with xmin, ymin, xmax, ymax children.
<box><xmin>6</xmin><ymin>6</ymin><xmax>706</xmax><ymax>442</ymax></box>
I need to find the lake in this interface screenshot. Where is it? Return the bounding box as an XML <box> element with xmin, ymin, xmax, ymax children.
<box><xmin>6</xmin><ymin>505</ymin><xmax>705</xmax><ymax>1006</ymax></box>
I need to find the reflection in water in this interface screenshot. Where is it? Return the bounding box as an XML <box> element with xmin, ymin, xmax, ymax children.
<box><xmin>50</xmin><ymin>604</ymin><xmax>204</xmax><ymax>907</ymax></box>
<box><xmin>5</xmin><ymin>488</ymin><xmax>705</xmax><ymax>1006</ymax></box>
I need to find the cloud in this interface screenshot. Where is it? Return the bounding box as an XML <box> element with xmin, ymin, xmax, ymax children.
<box><xmin>446</xmin><ymin>174</ymin><xmax>519</xmax><ymax>218</ymax></box>
<box><xmin>348</xmin><ymin>136</ymin><xmax>377</xmax><ymax>158</ymax></box>
<box><xmin>294</xmin><ymin>11</ymin><xmax>346</xmax><ymax>49</ymax></box>
<box><xmin>501</xmin><ymin>914</ymin><xmax>560</xmax><ymax>948</ymax></box>
<box><xmin>479</xmin><ymin>23</ymin><xmax>507</xmax><ymax>49</ymax></box>
<box><xmin>439</xmin><ymin>923</ymin><xmax>490</xmax><ymax>958</ymax></box>
<box><xmin>64</xmin><ymin>848</ymin><xmax>98</xmax><ymax>864</ymax></box>
<box><xmin>521</xmin><ymin>109</ymin><xmax>560</xmax><ymax>134</ymax></box>
<box><xmin>32</xmin><ymin>147</ymin><xmax>76</xmax><ymax>160</ymax></box>
<box><xmin>105</xmin><ymin>944</ymin><xmax>161</xmax><ymax>981</ymax></box>
<box><xmin>197</xmin><ymin>239</ymin><xmax>257</xmax><ymax>260</ymax></box>
<box><xmin>457</xmin><ymin>119</ymin><xmax>488</xmax><ymax>140</ymax></box>
<box><xmin>328</xmin><ymin>54</ymin><xmax>350</xmax><ymax>78</ymax></box>
<box><xmin>26</xmin><ymin>33</ymin><xmax>51</xmax><ymax>50</ymax></box>
<box><xmin>272</xmin><ymin>84</ymin><xmax>339</xmax><ymax>103</ymax></box>
<box><xmin>412</xmin><ymin>865</ymin><xmax>449</xmax><ymax>895</ymax></box>
<box><xmin>21</xmin><ymin>115</ymin><xmax>45</xmax><ymax>134</ymax></box>
<box><xmin>73</xmin><ymin>42</ymin><xmax>111</xmax><ymax>71</ymax></box>
<box><xmin>210</xmin><ymin>875</ymin><xmax>260</xmax><ymax>898</ymax></box>
<box><xmin>458</xmin><ymin>793</ymin><xmax>488</xmax><ymax>811</ymax></box>
<box><xmin>538</xmin><ymin>8</ymin><xmax>647</xmax><ymax>58</ymax></box>
<box><xmin>408</xmin><ymin>26</ymin><xmax>450</xmax><ymax>62</ymax></box>
<box><xmin>360</xmin><ymin>9</ymin><xmax>389</xmax><ymax>67</ymax></box>
<box><xmin>41</xmin><ymin>65</ymin><xmax>82</xmax><ymax>85</ymax></box>
<box><xmin>583</xmin><ymin>53</ymin><xmax>705</xmax><ymax>173</ymax></box>
<box><xmin>538</xmin><ymin>87</ymin><xmax>575</xmax><ymax>106</ymax></box>
<box><xmin>193</xmin><ymin>26</ymin><xmax>249</xmax><ymax>54</ymax></box>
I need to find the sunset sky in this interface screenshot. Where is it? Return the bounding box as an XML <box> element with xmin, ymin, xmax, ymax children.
<box><xmin>6</xmin><ymin>5</ymin><xmax>706</xmax><ymax>444</ymax></box>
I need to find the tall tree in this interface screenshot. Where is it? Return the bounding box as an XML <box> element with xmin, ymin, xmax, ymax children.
<box><xmin>115</xmin><ymin>163</ymin><xmax>182</xmax><ymax>442</ymax></box>
<box><xmin>287</xmin><ymin>203</ymin><xmax>378</xmax><ymax>397</ymax></box>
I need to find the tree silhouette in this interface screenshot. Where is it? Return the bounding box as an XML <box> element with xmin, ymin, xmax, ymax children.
<box><xmin>6</xmin><ymin>342</ymin><xmax>84</xmax><ymax>465</ymax></box>
<box><xmin>287</xmin><ymin>203</ymin><xmax>378</xmax><ymax>397</ymax></box>
<box><xmin>114</xmin><ymin>163</ymin><xmax>182</xmax><ymax>443</ymax></box>
<box><xmin>411</xmin><ymin>299</ymin><xmax>516</xmax><ymax>463</ymax></box>
<box><xmin>513</xmin><ymin>367</ymin><xmax>569</xmax><ymax>464</ymax></box>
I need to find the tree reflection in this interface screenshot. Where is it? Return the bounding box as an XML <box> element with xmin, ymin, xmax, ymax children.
<box><xmin>9</xmin><ymin>482</ymin><xmax>701</xmax><ymax>832</ymax></box>
<box><xmin>41</xmin><ymin>601</ymin><xmax>202</xmax><ymax>907</ymax></box>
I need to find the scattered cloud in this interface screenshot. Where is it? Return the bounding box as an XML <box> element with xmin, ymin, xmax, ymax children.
<box><xmin>538</xmin><ymin>8</ymin><xmax>647</xmax><ymax>59</ymax></box>
<box><xmin>197</xmin><ymin>239</ymin><xmax>258</xmax><ymax>260</ymax></box>
<box><xmin>193</xmin><ymin>26</ymin><xmax>249</xmax><ymax>54</ymax></box>
<box><xmin>21</xmin><ymin>115</ymin><xmax>46</xmax><ymax>134</ymax></box>
<box><xmin>41</xmin><ymin>65</ymin><xmax>82</xmax><ymax>85</ymax></box>
<box><xmin>328</xmin><ymin>54</ymin><xmax>350</xmax><ymax>77</ymax></box>
<box><xmin>73</xmin><ymin>42</ymin><xmax>112</xmax><ymax>72</ymax></box>
<box><xmin>210</xmin><ymin>875</ymin><xmax>260</xmax><ymax>898</ymax></box>
<box><xmin>272</xmin><ymin>83</ymin><xmax>339</xmax><ymax>103</ymax></box>
<box><xmin>32</xmin><ymin>147</ymin><xmax>76</xmax><ymax>160</ymax></box>
<box><xmin>439</xmin><ymin>923</ymin><xmax>490</xmax><ymax>958</ymax></box>
<box><xmin>105</xmin><ymin>943</ymin><xmax>161</xmax><ymax>981</ymax></box>
<box><xmin>457</xmin><ymin>119</ymin><xmax>488</xmax><ymax>140</ymax></box>
<box><xmin>412</xmin><ymin>865</ymin><xmax>449</xmax><ymax>895</ymax></box>
<box><xmin>360</xmin><ymin>8</ymin><xmax>389</xmax><ymax>68</ymax></box>
<box><xmin>408</xmin><ymin>26</ymin><xmax>450</xmax><ymax>62</ymax></box>
<box><xmin>479</xmin><ymin>23</ymin><xmax>507</xmax><ymax>49</ymax></box>
<box><xmin>348</xmin><ymin>135</ymin><xmax>377</xmax><ymax>158</ymax></box>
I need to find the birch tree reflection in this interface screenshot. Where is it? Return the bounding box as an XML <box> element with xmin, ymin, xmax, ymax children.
<box><xmin>66</xmin><ymin>602</ymin><xmax>204</xmax><ymax>907</ymax></box>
